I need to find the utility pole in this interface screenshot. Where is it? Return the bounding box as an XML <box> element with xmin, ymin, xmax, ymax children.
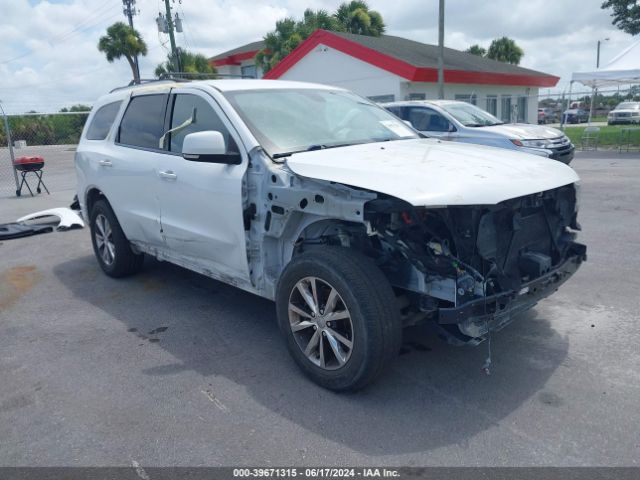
<box><xmin>437</xmin><ymin>0</ymin><xmax>445</xmax><ymax>99</ymax></box>
<box><xmin>122</xmin><ymin>0</ymin><xmax>140</xmax><ymax>83</ymax></box>
<box><xmin>163</xmin><ymin>0</ymin><xmax>181</xmax><ymax>73</ymax></box>
<box><xmin>589</xmin><ymin>37</ymin><xmax>609</xmax><ymax>124</ymax></box>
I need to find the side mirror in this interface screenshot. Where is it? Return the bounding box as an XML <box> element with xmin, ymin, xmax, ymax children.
<box><xmin>182</xmin><ymin>131</ymin><xmax>241</xmax><ymax>165</ymax></box>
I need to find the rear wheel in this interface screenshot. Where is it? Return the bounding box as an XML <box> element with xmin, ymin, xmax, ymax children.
<box><xmin>276</xmin><ymin>247</ymin><xmax>401</xmax><ymax>391</ymax></box>
<box><xmin>90</xmin><ymin>199</ymin><xmax>143</xmax><ymax>277</ymax></box>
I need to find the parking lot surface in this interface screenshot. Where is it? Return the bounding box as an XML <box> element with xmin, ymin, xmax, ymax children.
<box><xmin>0</xmin><ymin>147</ymin><xmax>639</xmax><ymax>466</ymax></box>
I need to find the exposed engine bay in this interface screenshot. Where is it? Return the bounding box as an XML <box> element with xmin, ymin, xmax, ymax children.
<box><xmin>357</xmin><ymin>183</ymin><xmax>587</xmax><ymax>344</ymax></box>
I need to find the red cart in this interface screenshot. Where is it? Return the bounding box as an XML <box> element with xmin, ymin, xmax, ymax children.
<box><xmin>13</xmin><ymin>156</ymin><xmax>50</xmax><ymax>197</ymax></box>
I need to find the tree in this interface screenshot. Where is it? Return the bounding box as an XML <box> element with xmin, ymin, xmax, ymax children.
<box><xmin>465</xmin><ymin>44</ymin><xmax>486</xmax><ymax>57</ymax></box>
<box><xmin>257</xmin><ymin>10</ymin><xmax>344</xmax><ymax>73</ymax></box>
<box><xmin>98</xmin><ymin>22</ymin><xmax>147</xmax><ymax>84</ymax></box>
<box><xmin>257</xmin><ymin>3</ymin><xmax>385</xmax><ymax>73</ymax></box>
<box><xmin>60</xmin><ymin>104</ymin><xmax>91</xmax><ymax>113</ymax></box>
<box><xmin>486</xmin><ymin>36</ymin><xmax>524</xmax><ymax>65</ymax></box>
<box><xmin>602</xmin><ymin>0</ymin><xmax>640</xmax><ymax>35</ymax></box>
<box><xmin>335</xmin><ymin>1</ymin><xmax>385</xmax><ymax>36</ymax></box>
<box><xmin>155</xmin><ymin>48</ymin><xmax>217</xmax><ymax>77</ymax></box>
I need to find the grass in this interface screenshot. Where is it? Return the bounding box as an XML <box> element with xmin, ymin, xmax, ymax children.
<box><xmin>562</xmin><ymin>124</ymin><xmax>640</xmax><ymax>148</ymax></box>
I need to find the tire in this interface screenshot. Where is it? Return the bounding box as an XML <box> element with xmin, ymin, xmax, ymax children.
<box><xmin>89</xmin><ymin>199</ymin><xmax>144</xmax><ymax>278</ymax></box>
<box><xmin>276</xmin><ymin>247</ymin><xmax>402</xmax><ymax>391</ymax></box>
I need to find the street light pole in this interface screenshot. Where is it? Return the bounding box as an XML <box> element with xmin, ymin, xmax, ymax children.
<box><xmin>437</xmin><ymin>0</ymin><xmax>445</xmax><ymax>99</ymax></box>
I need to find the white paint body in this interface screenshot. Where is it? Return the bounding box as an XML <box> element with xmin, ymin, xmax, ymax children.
<box><xmin>17</xmin><ymin>207</ymin><xmax>85</xmax><ymax>230</ymax></box>
<box><xmin>76</xmin><ymin>80</ymin><xmax>579</xmax><ymax>297</ymax></box>
<box><xmin>286</xmin><ymin>138</ymin><xmax>579</xmax><ymax>207</ymax></box>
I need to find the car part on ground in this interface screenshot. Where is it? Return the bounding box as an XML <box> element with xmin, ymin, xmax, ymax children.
<box><xmin>17</xmin><ymin>208</ymin><xmax>85</xmax><ymax>231</ymax></box>
<box><xmin>0</xmin><ymin>223</ymin><xmax>54</xmax><ymax>240</ymax></box>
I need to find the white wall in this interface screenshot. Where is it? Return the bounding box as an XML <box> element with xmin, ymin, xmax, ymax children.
<box><xmin>266</xmin><ymin>43</ymin><xmax>540</xmax><ymax>124</ymax></box>
<box><xmin>278</xmin><ymin>44</ymin><xmax>404</xmax><ymax>101</ymax></box>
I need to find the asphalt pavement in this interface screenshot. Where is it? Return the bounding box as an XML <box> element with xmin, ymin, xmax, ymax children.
<box><xmin>0</xmin><ymin>147</ymin><xmax>639</xmax><ymax>466</ymax></box>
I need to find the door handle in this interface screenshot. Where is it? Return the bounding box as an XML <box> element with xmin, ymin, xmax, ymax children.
<box><xmin>159</xmin><ymin>170</ymin><xmax>177</xmax><ymax>180</ymax></box>
<box><xmin>99</xmin><ymin>159</ymin><xmax>112</xmax><ymax>167</ymax></box>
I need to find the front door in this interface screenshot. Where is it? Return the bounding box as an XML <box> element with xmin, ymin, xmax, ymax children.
<box><xmin>156</xmin><ymin>90</ymin><xmax>250</xmax><ymax>281</ymax></box>
<box><xmin>404</xmin><ymin>106</ymin><xmax>456</xmax><ymax>139</ymax></box>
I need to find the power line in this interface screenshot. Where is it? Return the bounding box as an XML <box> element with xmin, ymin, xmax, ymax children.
<box><xmin>1</xmin><ymin>6</ymin><xmax>121</xmax><ymax>64</ymax></box>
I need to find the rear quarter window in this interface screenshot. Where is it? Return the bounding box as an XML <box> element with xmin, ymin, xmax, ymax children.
<box><xmin>118</xmin><ymin>94</ymin><xmax>169</xmax><ymax>149</ymax></box>
<box><xmin>85</xmin><ymin>101</ymin><xmax>122</xmax><ymax>140</ymax></box>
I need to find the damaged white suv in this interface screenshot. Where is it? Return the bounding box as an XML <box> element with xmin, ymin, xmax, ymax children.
<box><xmin>76</xmin><ymin>80</ymin><xmax>586</xmax><ymax>391</ymax></box>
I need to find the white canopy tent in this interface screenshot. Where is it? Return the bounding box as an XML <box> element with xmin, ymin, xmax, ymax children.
<box><xmin>566</xmin><ymin>40</ymin><xmax>640</xmax><ymax>125</ymax></box>
<box><xmin>571</xmin><ymin>40</ymin><xmax>640</xmax><ymax>87</ymax></box>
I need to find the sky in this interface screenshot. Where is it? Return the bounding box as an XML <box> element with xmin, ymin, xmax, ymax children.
<box><xmin>0</xmin><ymin>0</ymin><xmax>635</xmax><ymax>113</ymax></box>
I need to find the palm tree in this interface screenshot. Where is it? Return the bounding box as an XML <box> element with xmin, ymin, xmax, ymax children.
<box><xmin>155</xmin><ymin>48</ymin><xmax>217</xmax><ymax>78</ymax></box>
<box><xmin>98</xmin><ymin>22</ymin><xmax>147</xmax><ymax>84</ymax></box>
<box><xmin>335</xmin><ymin>1</ymin><xmax>385</xmax><ymax>36</ymax></box>
<box><xmin>256</xmin><ymin>11</ymin><xmax>342</xmax><ymax>73</ymax></box>
<box><xmin>486</xmin><ymin>37</ymin><xmax>524</xmax><ymax>65</ymax></box>
<box><xmin>465</xmin><ymin>44</ymin><xmax>487</xmax><ymax>57</ymax></box>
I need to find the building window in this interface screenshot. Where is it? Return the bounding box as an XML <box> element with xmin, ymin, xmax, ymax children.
<box><xmin>407</xmin><ymin>93</ymin><xmax>426</xmax><ymax>100</ymax></box>
<box><xmin>485</xmin><ymin>96</ymin><xmax>498</xmax><ymax>116</ymax></box>
<box><xmin>454</xmin><ymin>94</ymin><xmax>477</xmax><ymax>105</ymax></box>
<box><xmin>368</xmin><ymin>94</ymin><xmax>395</xmax><ymax>103</ymax></box>
<box><xmin>517</xmin><ymin>96</ymin><xmax>528</xmax><ymax>123</ymax></box>
<box><xmin>241</xmin><ymin>65</ymin><xmax>257</xmax><ymax>78</ymax></box>
<box><xmin>501</xmin><ymin>95</ymin><xmax>512</xmax><ymax>122</ymax></box>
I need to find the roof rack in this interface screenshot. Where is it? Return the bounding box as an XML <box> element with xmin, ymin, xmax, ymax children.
<box><xmin>109</xmin><ymin>72</ymin><xmax>256</xmax><ymax>93</ymax></box>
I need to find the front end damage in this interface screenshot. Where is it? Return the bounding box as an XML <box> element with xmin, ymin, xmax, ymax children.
<box><xmin>364</xmin><ymin>183</ymin><xmax>586</xmax><ymax>344</ymax></box>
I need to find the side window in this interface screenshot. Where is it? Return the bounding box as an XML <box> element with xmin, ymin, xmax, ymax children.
<box><xmin>406</xmin><ymin>107</ymin><xmax>451</xmax><ymax>132</ymax></box>
<box><xmin>169</xmin><ymin>94</ymin><xmax>237</xmax><ymax>154</ymax></box>
<box><xmin>386</xmin><ymin>106</ymin><xmax>402</xmax><ymax>117</ymax></box>
<box><xmin>118</xmin><ymin>94</ymin><xmax>168</xmax><ymax>149</ymax></box>
<box><xmin>86</xmin><ymin>101</ymin><xmax>121</xmax><ymax>140</ymax></box>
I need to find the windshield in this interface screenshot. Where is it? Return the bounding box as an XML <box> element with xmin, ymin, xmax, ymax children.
<box><xmin>440</xmin><ymin>102</ymin><xmax>503</xmax><ymax>127</ymax></box>
<box><xmin>222</xmin><ymin>88</ymin><xmax>419</xmax><ymax>158</ymax></box>
<box><xmin>617</xmin><ymin>103</ymin><xmax>640</xmax><ymax>110</ymax></box>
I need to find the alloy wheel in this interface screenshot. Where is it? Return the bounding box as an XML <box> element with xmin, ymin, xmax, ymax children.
<box><xmin>287</xmin><ymin>276</ymin><xmax>354</xmax><ymax>370</ymax></box>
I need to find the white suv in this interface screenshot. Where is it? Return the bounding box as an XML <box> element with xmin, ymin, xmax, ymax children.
<box><xmin>76</xmin><ymin>80</ymin><xmax>586</xmax><ymax>391</ymax></box>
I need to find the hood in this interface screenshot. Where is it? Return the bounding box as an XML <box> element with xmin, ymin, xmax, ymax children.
<box><xmin>286</xmin><ymin>139</ymin><xmax>579</xmax><ymax>207</ymax></box>
<box><xmin>477</xmin><ymin>123</ymin><xmax>565</xmax><ymax>140</ymax></box>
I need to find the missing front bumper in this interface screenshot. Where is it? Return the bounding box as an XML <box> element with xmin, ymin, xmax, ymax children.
<box><xmin>437</xmin><ymin>242</ymin><xmax>586</xmax><ymax>339</ymax></box>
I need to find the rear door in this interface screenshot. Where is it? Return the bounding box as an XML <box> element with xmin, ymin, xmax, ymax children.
<box><xmin>109</xmin><ymin>93</ymin><xmax>169</xmax><ymax>245</ymax></box>
<box><xmin>156</xmin><ymin>89</ymin><xmax>250</xmax><ymax>281</ymax></box>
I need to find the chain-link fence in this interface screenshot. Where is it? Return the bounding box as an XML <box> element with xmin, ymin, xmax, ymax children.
<box><xmin>0</xmin><ymin>110</ymin><xmax>88</xmax><ymax>198</ymax></box>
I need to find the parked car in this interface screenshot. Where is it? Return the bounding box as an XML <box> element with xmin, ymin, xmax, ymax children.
<box><xmin>607</xmin><ymin>102</ymin><xmax>640</xmax><ymax>125</ymax></box>
<box><xmin>538</xmin><ymin>107</ymin><xmax>558</xmax><ymax>124</ymax></box>
<box><xmin>76</xmin><ymin>80</ymin><xmax>586</xmax><ymax>391</ymax></box>
<box><xmin>384</xmin><ymin>100</ymin><xmax>574</xmax><ymax>164</ymax></box>
<box><xmin>563</xmin><ymin>108</ymin><xmax>589</xmax><ymax>124</ymax></box>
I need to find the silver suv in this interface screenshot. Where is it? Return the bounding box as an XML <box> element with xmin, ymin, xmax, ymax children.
<box><xmin>76</xmin><ymin>80</ymin><xmax>586</xmax><ymax>390</ymax></box>
<box><xmin>384</xmin><ymin>100</ymin><xmax>575</xmax><ymax>164</ymax></box>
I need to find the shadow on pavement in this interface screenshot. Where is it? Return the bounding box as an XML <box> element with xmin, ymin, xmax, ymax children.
<box><xmin>54</xmin><ymin>254</ymin><xmax>568</xmax><ymax>455</ymax></box>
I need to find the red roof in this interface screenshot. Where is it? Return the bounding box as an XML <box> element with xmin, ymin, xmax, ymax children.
<box><xmin>263</xmin><ymin>30</ymin><xmax>559</xmax><ymax>87</ymax></box>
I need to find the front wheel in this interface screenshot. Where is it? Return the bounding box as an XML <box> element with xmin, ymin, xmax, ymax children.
<box><xmin>276</xmin><ymin>247</ymin><xmax>401</xmax><ymax>391</ymax></box>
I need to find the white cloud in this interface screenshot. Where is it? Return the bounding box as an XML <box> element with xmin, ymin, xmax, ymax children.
<box><xmin>0</xmin><ymin>0</ymin><xmax>634</xmax><ymax>113</ymax></box>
